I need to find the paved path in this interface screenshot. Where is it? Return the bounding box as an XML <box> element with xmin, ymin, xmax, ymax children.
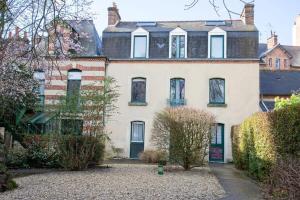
<box><xmin>210</xmin><ymin>163</ymin><xmax>263</xmax><ymax>200</ymax></box>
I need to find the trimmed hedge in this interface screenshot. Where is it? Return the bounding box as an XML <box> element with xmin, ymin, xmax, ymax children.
<box><xmin>231</xmin><ymin>105</ymin><xmax>300</xmax><ymax>180</ymax></box>
<box><xmin>231</xmin><ymin>112</ymin><xmax>276</xmax><ymax>180</ymax></box>
<box><xmin>232</xmin><ymin>104</ymin><xmax>300</xmax><ymax>198</ymax></box>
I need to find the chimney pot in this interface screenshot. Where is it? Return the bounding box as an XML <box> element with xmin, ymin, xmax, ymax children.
<box><xmin>267</xmin><ymin>32</ymin><xmax>278</xmax><ymax>49</ymax></box>
<box><xmin>108</xmin><ymin>2</ymin><xmax>121</xmax><ymax>26</ymax></box>
<box><xmin>241</xmin><ymin>4</ymin><xmax>254</xmax><ymax>25</ymax></box>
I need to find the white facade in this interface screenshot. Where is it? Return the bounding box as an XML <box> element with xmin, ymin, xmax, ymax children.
<box><xmin>106</xmin><ymin>60</ymin><xmax>260</xmax><ymax>162</ymax></box>
<box><xmin>293</xmin><ymin>15</ymin><xmax>300</xmax><ymax>46</ymax></box>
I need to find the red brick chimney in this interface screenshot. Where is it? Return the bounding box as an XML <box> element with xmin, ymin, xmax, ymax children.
<box><xmin>267</xmin><ymin>32</ymin><xmax>278</xmax><ymax>49</ymax></box>
<box><xmin>108</xmin><ymin>2</ymin><xmax>121</xmax><ymax>26</ymax></box>
<box><xmin>241</xmin><ymin>4</ymin><xmax>254</xmax><ymax>25</ymax></box>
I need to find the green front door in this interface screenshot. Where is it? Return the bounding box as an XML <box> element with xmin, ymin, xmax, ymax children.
<box><xmin>130</xmin><ymin>121</ymin><xmax>145</xmax><ymax>159</ymax></box>
<box><xmin>209</xmin><ymin>123</ymin><xmax>224</xmax><ymax>162</ymax></box>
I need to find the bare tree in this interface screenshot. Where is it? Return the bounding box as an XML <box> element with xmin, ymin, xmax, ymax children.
<box><xmin>0</xmin><ymin>0</ymin><xmax>95</xmax><ymax>168</ymax></box>
<box><xmin>185</xmin><ymin>0</ymin><xmax>255</xmax><ymax>20</ymax></box>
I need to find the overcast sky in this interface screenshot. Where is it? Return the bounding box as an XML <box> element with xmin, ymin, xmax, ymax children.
<box><xmin>91</xmin><ymin>0</ymin><xmax>300</xmax><ymax>45</ymax></box>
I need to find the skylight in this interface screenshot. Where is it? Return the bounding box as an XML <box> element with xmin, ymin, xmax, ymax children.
<box><xmin>205</xmin><ymin>20</ymin><xmax>226</xmax><ymax>26</ymax></box>
<box><xmin>136</xmin><ymin>22</ymin><xmax>157</xmax><ymax>27</ymax></box>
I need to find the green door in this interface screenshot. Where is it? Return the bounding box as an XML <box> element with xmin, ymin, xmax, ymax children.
<box><xmin>209</xmin><ymin>123</ymin><xmax>224</xmax><ymax>162</ymax></box>
<box><xmin>130</xmin><ymin>121</ymin><xmax>145</xmax><ymax>159</ymax></box>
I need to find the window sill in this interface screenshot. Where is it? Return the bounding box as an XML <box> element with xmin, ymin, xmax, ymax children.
<box><xmin>128</xmin><ymin>102</ymin><xmax>148</xmax><ymax>106</ymax></box>
<box><xmin>207</xmin><ymin>103</ymin><xmax>227</xmax><ymax>108</ymax></box>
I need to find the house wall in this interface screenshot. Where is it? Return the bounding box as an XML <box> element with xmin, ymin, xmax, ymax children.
<box><xmin>106</xmin><ymin>60</ymin><xmax>260</xmax><ymax>162</ymax></box>
<box><xmin>262</xmin><ymin>48</ymin><xmax>291</xmax><ymax>70</ymax></box>
<box><xmin>44</xmin><ymin>58</ymin><xmax>106</xmax><ymax>104</ymax></box>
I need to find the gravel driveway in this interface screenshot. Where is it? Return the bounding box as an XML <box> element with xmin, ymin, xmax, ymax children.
<box><xmin>1</xmin><ymin>164</ymin><xmax>225</xmax><ymax>200</ymax></box>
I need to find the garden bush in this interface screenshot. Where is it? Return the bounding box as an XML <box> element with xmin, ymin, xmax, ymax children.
<box><xmin>138</xmin><ymin>149</ymin><xmax>167</xmax><ymax>164</ymax></box>
<box><xmin>151</xmin><ymin>107</ymin><xmax>215</xmax><ymax>170</ymax></box>
<box><xmin>0</xmin><ymin>163</ymin><xmax>18</xmax><ymax>192</ymax></box>
<box><xmin>270</xmin><ymin>104</ymin><xmax>300</xmax><ymax>157</ymax></box>
<box><xmin>5</xmin><ymin>147</ymin><xmax>29</xmax><ymax>169</ymax></box>
<box><xmin>232</xmin><ymin>103</ymin><xmax>300</xmax><ymax>185</ymax></box>
<box><xmin>56</xmin><ymin>135</ymin><xmax>105</xmax><ymax>170</ymax></box>
<box><xmin>22</xmin><ymin>134</ymin><xmax>60</xmax><ymax>168</ymax></box>
<box><xmin>264</xmin><ymin>156</ymin><xmax>300</xmax><ymax>200</ymax></box>
<box><xmin>232</xmin><ymin>112</ymin><xmax>276</xmax><ymax>180</ymax></box>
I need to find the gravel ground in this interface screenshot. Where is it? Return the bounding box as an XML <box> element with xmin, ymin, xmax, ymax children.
<box><xmin>1</xmin><ymin>164</ymin><xmax>225</xmax><ymax>200</ymax></box>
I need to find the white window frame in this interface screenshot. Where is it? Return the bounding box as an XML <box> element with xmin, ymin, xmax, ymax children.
<box><xmin>208</xmin><ymin>27</ymin><xmax>227</xmax><ymax>59</ymax></box>
<box><xmin>169</xmin><ymin>27</ymin><xmax>188</xmax><ymax>59</ymax></box>
<box><xmin>275</xmin><ymin>58</ymin><xmax>281</xmax><ymax>69</ymax></box>
<box><xmin>131</xmin><ymin>27</ymin><xmax>149</xmax><ymax>59</ymax></box>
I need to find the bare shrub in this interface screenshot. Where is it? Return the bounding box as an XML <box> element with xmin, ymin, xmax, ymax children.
<box><xmin>151</xmin><ymin>107</ymin><xmax>215</xmax><ymax>170</ymax></box>
<box><xmin>264</xmin><ymin>156</ymin><xmax>300</xmax><ymax>200</ymax></box>
<box><xmin>138</xmin><ymin>149</ymin><xmax>167</xmax><ymax>164</ymax></box>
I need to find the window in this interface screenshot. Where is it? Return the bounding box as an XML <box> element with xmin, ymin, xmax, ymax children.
<box><xmin>210</xmin><ymin>36</ymin><xmax>224</xmax><ymax>58</ymax></box>
<box><xmin>211</xmin><ymin>124</ymin><xmax>224</xmax><ymax>145</ymax></box>
<box><xmin>131</xmin><ymin>27</ymin><xmax>149</xmax><ymax>58</ymax></box>
<box><xmin>67</xmin><ymin>69</ymin><xmax>82</xmax><ymax>105</ymax></box>
<box><xmin>131</xmin><ymin>121</ymin><xmax>144</xmax><ymax>142</ymax></box>
<box><xmin>275</xmin><ymin>58</ymin><xmax>281</xmax><ymax>69</ymax></box>
<box><xmin>131</xmin><ymin>78</ymin><xmax>146</xmax><ymax>103</ymax></box>
<box><xmin>171</xmin><ymin>35</ymin><xmax>185</xmax><ymax>58</ymax></box>
<box><xmin>208</xmin><ymin>27</ymin><xmax>227</xmax><ymax>59</ymax></box>
<box><xmin>209</xmin><ymin>78</ymin><xmax>225</xmax><ymax>104</ymax></box>
<box><xmin>133</xmin><ymin>36</ymin><xmax>147</xmax><ymax>58</ymax></box>
<box><xmin>268</xmin><ymin>58</ymin><xmax>272</xmax><ymax>67</ymax></box>
<box><xmin>169</xmin><ymin>27</ymin><xmax>187</xmax><ymax>59</ymax></box>
<box><xmin>169</xmin><ymin>78</ymin><xmax>185</xmax><ymax>106</ymax></box>
<box><xmin>34</xmin><ymin>71</ymin><xmax>45</xmax><ymax>108</ymax></box>
<box><xmin>61</xmin><ymin>119</ymin><xmax>83</xmax><ymax>135</ymax></box>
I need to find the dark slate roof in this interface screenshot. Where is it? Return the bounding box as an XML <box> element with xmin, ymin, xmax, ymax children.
<box><xmin>260</xmin><ymin>70</ymin><xmax>300</xmax><ymax>96</ymax></box>
<box><xmin>104</xmin><ymin>20</ymin><xmax>258</xmax><ymax>33</ymax></box>
<box><xmin>258</xmin><ymin>43</ymin><xmax>267</xmax><ymax>58</ymax></box>
<box><xmin>66</xmin><ymin>20</ymin><xmax>101</xmax><ymax>56</ymax></box>
<box><xmin>283</xmin><ymin>45</ymin><xmax>300</xmax><ymax>67</ymax></box>
<box><xmin>260</xmin><ymin>101</ymin><xmax>275</xmax><ymax>112</ymax></box>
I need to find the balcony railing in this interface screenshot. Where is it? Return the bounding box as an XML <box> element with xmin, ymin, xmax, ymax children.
<box><xmin>167</xmin><ymin>98</ymin><xmax>187</xmax><ymax>107</ymax></box>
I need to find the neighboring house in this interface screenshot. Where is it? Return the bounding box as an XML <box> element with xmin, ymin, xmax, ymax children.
<box><xmin>28</xmin><ymin>20</ymin><xmax>107</xmax><ymax>134</ymax></box>
<box><xmin>260</xmin><ymin>70</ymin><xmax>300</xmax><ymax>111</ymax></box>
<box><xmin>103</xmin><ymin>4</ymin><xmax>260</xmax><ymax>162</ymax></box>
<box><xmin>259</xmin><ymin>33</ymin><xmax>300</xmax><ymax>70</ymax></box>
<box><xmin>259</xmin><ymin>16</ymin><xmax>300</xmax><ymax>111</ymax></box>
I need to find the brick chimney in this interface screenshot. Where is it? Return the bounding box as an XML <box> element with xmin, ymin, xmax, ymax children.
<box><xmin>108</xmin><ymin>2</ymin><xmax>121</xmax><ymax>26</ymax></box>
<box><xmin>267</xmin><ymin>32</ymin><xmax>278</xmax><ymax>49</ymax></box>
<box><xmin>240</xmin><ymin>4</ymin><xmax>254</xmax><ymax>25</ymax></box>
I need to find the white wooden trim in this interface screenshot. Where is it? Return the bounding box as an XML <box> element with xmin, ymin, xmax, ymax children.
<box><xmin>169</xmin><ymin>27</ymin><xmax>188</xmax><ymax>59</ymax></box>
<box><xmin>131</xmin><ymin>27</ymin><xmax>149</xmax><ymax>59</ymax></box>
<box><xmin>208</xmin><ymin>27</ymin><xmax>227</xmax><ymax>59</ymax></box>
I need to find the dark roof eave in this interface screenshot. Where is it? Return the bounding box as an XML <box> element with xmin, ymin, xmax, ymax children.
<box><xmin>109</xmin><ymin>58</ymin><xmax>259</xmax><ymax>61</ymax></box>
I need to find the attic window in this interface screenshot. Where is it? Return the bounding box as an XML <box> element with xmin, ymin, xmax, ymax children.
<box><xmin>205</xmin><ymin>21</ymin><xmax>226</xmax><ymax>26</ymax></box>
<box><xmin>136</xmin><ymin>22</ymin><xmax>157</xmax><ymax>27</ymax></box>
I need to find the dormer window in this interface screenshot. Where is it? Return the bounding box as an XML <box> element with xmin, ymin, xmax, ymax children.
<box><xmin>208</xmin><ymin>27</ymin><xmax>227</xmax><ymax>59</ymax></box>
<box><xmin>133</xmin><ymin>36</ymin><xmax>147</xmax><ymax>58</ymax></box>
<box><xmin>131</xmin><ymin>28</ymin><xmax>149</xmax><ymax>58</ymax></box>
<box><xmin>169</xmin><ymin>27</ymin><xmax>187</xmax><ymax>59</ymax></box>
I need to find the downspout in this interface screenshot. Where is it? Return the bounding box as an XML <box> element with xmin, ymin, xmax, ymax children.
<box><xmin>102</xmin><ymin>57</ymin><xmax>109</xmax><ymax>127</ymax></box>
<box><xmin>260</xmin><ymin>94</ymin><xmax>269</xmax><ymax>112</ymax></box>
